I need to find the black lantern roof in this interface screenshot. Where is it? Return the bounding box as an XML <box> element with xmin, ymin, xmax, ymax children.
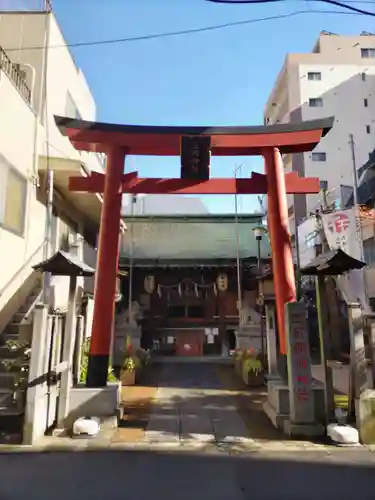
<box><xmin>300</xmin><ymin>249</ymin><xmax>366</xmax><ymax>276</ymax></box>
<box><xmin>33</xmin><ymin>251</ymin><xmax>95</xmax><ymax>277</ymax></box>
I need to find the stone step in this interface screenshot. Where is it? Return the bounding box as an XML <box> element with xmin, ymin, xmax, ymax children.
<box><xmin>0</xmin><ymin>345</ymin><xmax>25</xmax><ymax>359</ymax></box>
<box><xmin>0</xmin><ymin>372</ymin><xmax>19</xmax><ymax>390</ymax></box>
<box><xmin>12</xmin><ymin>313</ymin><xmax>29</xmax><ymax>324</ymax></box>
<box><xmin>0</xmin><ymin>390</ymin><xmax>15</xmax><ymax>410</ymax></box>
<box><xmin>0</xmin><ymin>412</ymin><xmax>24</xmax><ymax>437</ymax></box>
<box><xmin>3</xmin><ymin>324</ymin><xmax>21</xmax><ymax>336</ymax></box>
<box><xmin>0</xmin><ymin>358</ymin><xmax>24</xmax><ymax>373</ymax></box>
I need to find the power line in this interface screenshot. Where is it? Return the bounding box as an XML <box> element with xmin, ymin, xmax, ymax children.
<box><xmin>4</xmin><ymin>9</ymin><xmax>362</xmax><ymax>52</ymax></box>
<box><xmin>206</xmin><ymin>0</ymin><xmax>375</xmax><ymax>16</ymax></box>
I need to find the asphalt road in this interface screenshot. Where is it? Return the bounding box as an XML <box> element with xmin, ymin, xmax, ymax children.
<box><xmin>1</xmin><ymin>449</ymin><xmax>375</xmax><ymax>500</ymax></box>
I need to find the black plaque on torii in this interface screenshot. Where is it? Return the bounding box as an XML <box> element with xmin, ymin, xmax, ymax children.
<box><xmin>180</xmin><ymin>136</ymin><xmax>211</xmax><ymax>180</ymax></box>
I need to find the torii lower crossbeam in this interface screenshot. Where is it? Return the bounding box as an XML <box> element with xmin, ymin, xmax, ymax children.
<box><xmin>69</xmin><ymin>171</ymin><xmax>320</xmax><ymax>195</ymax></box>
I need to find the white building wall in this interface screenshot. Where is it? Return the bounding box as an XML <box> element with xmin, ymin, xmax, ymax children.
<box><xmin>0</xmin><ymin>67</ymin><xmax>42</xmax><ymax>315</ymax></box>
<box><xmin>0</xmin><ymin>11</ymin><xmax>101</xmax><ymax>326</ymax></box>
<box><xmin>298</xmin><ymin>63</ymin><xmax>375</xmax><ymax>213</ymax></box>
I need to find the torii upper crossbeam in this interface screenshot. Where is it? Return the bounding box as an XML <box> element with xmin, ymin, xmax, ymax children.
<box><xmin>55</xmin><ymin>115</ymin><xmax>334</xmax><ymax>387</ymax></box>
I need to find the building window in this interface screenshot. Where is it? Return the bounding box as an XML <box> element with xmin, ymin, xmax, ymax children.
<box><xmin>364</xmin><ymin>98</ymin><xmax>369</xmax><ymax>107</ymax></box>
<box><xmin>65</xmin><ymin>91</ymin><xmax>82</xmax><ymax>120</ymax></box>
<box><xmin>362</xmin><ymin>72</ymin><xmax>367</xmax><ymax>81</ymax></box>
<box><xmin>312</xmin><ymin>152</ymin><xmax>327</xmax><ymax>162</ymax></box>
<box><xmin>0</xmin><ymin>156</ymin><xmax>27</xmax><ymax>236</ymax></box>
<box><xmin>367</xmin><ymin>125</ymin><xmax>371</xmax><ymax>134</ymax></box>
<box><xmin>307</xmin><ymin>72</ymin><xmax>322</xmax><ymax>81</ymax></box>
<box><xmin>361</xmin><ymin>48</ymin><xmax>375</xmax><ymax>58</ymax></box>
<box><xmin>309</xmin><ymin>98</ymin><xmax>323</xmax><ymax>107</ymax></box>
<box><xmin>364</xmin><ymin>237</ymin><xmax>375</xmax><ymax>265</ymax></box>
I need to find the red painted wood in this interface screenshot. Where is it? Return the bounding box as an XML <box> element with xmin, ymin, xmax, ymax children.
<box><xmin>66</xmin><ymin>128</ymin><xmax>325</xmax><ymax>156</ymax></box>
<box><xmin>264</xmin><ymin>148</ymin><xmax>296</xmax><ymax>355</ymax></box>
<box><xmin>89</xmin><ymin>147</ymin><xmax>125</xmax><ymax>356</ymax></box>
<box><xmin>175</xmin><ymin>332</ymin><xmax>204</xmax><ymax>357</ymax></box>
<box><xmin>69</xmin><ymin>172</ymin><xmax>320</xmax><ymax>195</ymax></box>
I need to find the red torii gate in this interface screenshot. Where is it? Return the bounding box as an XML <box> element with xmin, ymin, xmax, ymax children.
<box><xmin>55</xmin><ymin>116</ymin><xmax>334</xmax><ymax>387</ymax></box>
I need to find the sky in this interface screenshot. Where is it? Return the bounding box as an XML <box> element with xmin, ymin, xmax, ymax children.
<box><xmin>53</xmin><ymin>0</ymin><xmax>375</xmax><ymax>213</ymax></box>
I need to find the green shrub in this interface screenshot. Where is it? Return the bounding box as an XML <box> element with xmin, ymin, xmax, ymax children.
<box><xmin>79</xmin><ymin>338</ymin><xmax>118</xmax><ymax>383</ymax></box>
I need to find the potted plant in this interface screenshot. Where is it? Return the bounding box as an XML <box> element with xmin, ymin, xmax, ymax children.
<box><xmin>242</xmin><ymin>347</ymin><xmax>264</xmax><ymax>387</ymax></box>
<box><xmin>120</xmin><ymin>336</ymin><xmax>141</xmax><ymax>386</ymax></box>
<box><xmin>233</xmin><ymin>348</ymin><xmax>245</xmax><ymax>376</ymax></box>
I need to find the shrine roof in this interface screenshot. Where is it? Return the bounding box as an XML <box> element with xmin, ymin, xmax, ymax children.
<box><xmin>120</xmin><ymin>214</ymin><xmax>271</xmax><ymax>262</ymax></box>
<box><xmin>54</xmin><ymin>116</ymin><xmax>334</xmax><ymax>156</ymax></box>
<box><xmin>301</xmin><ymin>248</ymin><xmax>366</xmax><ymax>275</ymax></box>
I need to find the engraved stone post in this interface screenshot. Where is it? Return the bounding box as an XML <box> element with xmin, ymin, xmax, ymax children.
<box><xmin>284</xmin><ymin>302</ymin><xmax>324</xmax><ymax>436</ymax></box>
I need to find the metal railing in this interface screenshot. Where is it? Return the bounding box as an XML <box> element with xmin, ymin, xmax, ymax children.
<box><xmin>0</xmin><ymin>0</ymin><xmax>52</xmax><ymax>11</ymax></box>
<box><xmin>0</xmin><ymin>47</ymin><xmax>32</xmax><ymax>103</ymax></box>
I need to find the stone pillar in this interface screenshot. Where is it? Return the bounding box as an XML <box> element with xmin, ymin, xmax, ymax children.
<box><xmin>365</xmin><ymin>312</ymin><xmax>375</xmax><ymax>388</ymax></box>
<box><xmin>265</xmin><ymin>303</ymin><xmax>279</xmax><ymax>379</ymax></box>
<box><xmin>23</xmin><ymin>305</ymin><xmax>49</xmax><ymax>445</ymax></box>
<box><xmin>263</xmin><ymin>147</ymin><xmax>296</xmax><ymax>355</ymax></box>
<box><xmin>315</xmin><ymin>275</ymin><xmax>335</xmax><ymax>425</ymax></box>
<box><xmin>347</xmin><ymin>303</ymin><xmax>368</xmax><ymax>419</ymax></box>
<box><xmin>284</xmin><ymin>302</ymin><xmax>324</xmax><ymax>436</ymax></box>
<box><xmin>87</xmin><ymin>147</ymin><xmax>125</xmax><ymax>387</ymax></box>
<box><xmin>57</xmin><ymin>275</ymin><xmax>78</xmax><ymax>428</ymax></box>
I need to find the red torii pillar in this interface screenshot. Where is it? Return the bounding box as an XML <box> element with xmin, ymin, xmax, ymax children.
<box><xmin>264</xmin><ymin>148</ymin><xmax>296</xmax><ymax>354</ymax></box>
<box><xmin>86</xmin><ymin>147</ymin><xmax>125</xmax><ymax>386</ymax></box>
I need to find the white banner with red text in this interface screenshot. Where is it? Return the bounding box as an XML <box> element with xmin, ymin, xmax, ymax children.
<box><xmin>321</xmin><ymin>208</ymin><xmax>369</xmax><ymax>311</ymax></box>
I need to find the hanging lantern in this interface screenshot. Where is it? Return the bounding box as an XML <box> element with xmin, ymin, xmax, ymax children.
<box><xmin>144</xmin><ymin>275</ymin><xmax>155</xmax><ymax>294</ymax></box>
<box><xmin>216</xmin><ymin>273</ymin><xmax>228</xmax><ymax>292</ymax></box>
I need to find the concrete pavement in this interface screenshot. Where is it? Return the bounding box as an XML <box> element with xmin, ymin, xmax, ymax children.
<box><xmin>143</xmin><ymin>363</ymin><xmax>252</xmax><ymax>446</ymax></box>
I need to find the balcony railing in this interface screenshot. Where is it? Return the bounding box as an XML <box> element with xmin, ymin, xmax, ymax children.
<box><xmin>0</xmin><ymin>47</ymin><xmax>32</xmax><ymax>104</ymax></box>
<box><xmin>0</xmin><ymin>0</ymin><xmax>52</xmax><ymax>11</ymax></box>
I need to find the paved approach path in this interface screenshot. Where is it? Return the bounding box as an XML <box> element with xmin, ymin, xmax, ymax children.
<box><xmin>143</xmin><ymin>362</ymin><xmax>251</xmax><ymax>445</ymax></box>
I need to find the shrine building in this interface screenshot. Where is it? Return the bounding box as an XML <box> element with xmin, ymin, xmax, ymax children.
<box><xmin>117</xmin><ymin>213</ymin><xmax>272</xmax><ymax>357</ymax></box>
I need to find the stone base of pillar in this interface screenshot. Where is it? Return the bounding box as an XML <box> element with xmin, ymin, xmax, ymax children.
<box><xmin>235</xmin><ymin>324</ymin><xmax>264</xmax><ymax>351</ymax></box>
<box><xmin>283</xmin><ymin>419</ymin><xmax>325</xmax><ymax>437</ymax></box>
<box><xmin>56</xmin><ymin>383</ymin><xmax>122</xmax><ymax>431</ymax></box>
<box><xmin>356</xmin><ymin>389</ymin><xmax>375</xmax><ymax>444</ymax></box>
<box><xmin>263</xmin><ymin>379</ymin><xmax>326</xmax><ymax>437</ymax></box>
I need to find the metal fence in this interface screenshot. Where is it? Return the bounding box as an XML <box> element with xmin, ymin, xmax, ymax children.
<box><xmin>0</xmin><ymin>46</ymin><xmax>31</xmax><ymax>103</ymax></box>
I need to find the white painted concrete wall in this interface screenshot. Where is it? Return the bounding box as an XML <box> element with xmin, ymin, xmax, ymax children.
<box><xmin>0</xmin><ymin>12</ymin><xmax>100</xmax><ymax>322</ymax></box>
<box><xmin>0</xmin><ymin>64</ymin><xmax>43</xmax><ymax>314</ymax></box>
<box><xmin>298</xmin><ymin>63</ymin><xmax>375</xmax><ymax>214</ymax></box>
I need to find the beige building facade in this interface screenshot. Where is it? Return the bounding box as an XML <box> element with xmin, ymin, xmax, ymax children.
<box><xmin>264</xmin><ymin>32</ymin><xmax>375</xmax><ymax>230</ymax></box>
<box><xmin>0</xmin><ymin>8</ymin><xmax>103</xmax><ymax>333</ymax></box>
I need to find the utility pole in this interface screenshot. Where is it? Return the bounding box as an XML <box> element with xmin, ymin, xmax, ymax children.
<box><xmin>349</xmin><ymin>134</ymin><xmax>365</xmax><ymax>262</ymax></box>
<box><xmin>293</xmin><ymin>206</ymin><xmax>302</xmax><ymax>300</ymax></box>
<box><xmin>234</xmin><ymin>165</ymin><xmax>243</xmax><ymax>327</ymax></box>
